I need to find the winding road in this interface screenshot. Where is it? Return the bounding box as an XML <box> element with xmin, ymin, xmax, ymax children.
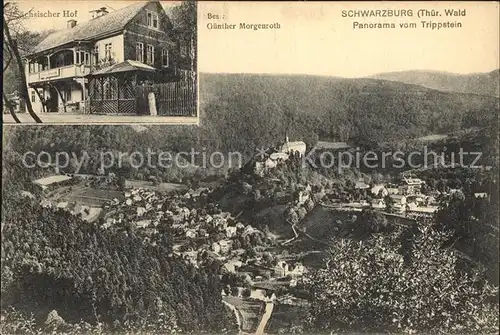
<box><xmin>222</xmin><ymin>299</ymin><xmax>242</xmax><ymax>332</ymax></box>
<box><xmin>255</xmin><ymin>302</ymin><xmax>274</xmax><ymax>335</ymax></box>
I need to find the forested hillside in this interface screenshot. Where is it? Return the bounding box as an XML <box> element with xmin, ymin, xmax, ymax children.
<box><xmin>2</xmin><ymin>70</ymin><xmax>499</xmax><ymax>333</ymax></box>
<box><xmin>199</xmin><ymin>73</ymin><xmax>499</xmax><ymax>149</ymax></box>
<box><xmin>1</xmin><ymin>196</ymin><xmax>236</xmax><ymax>333</ymax></box>
<box><xmin>372</xmin><ymin>69</ymin><xmax>500</xmax><ymax>97</ymax></box>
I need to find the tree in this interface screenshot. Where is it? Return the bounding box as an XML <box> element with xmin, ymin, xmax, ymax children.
<box><xmin>350</xmin><ymin>209</ymin><xmax>390</xmax><ymax>238</ymax></box>
<box><xmin>435</xmin><ymin>191</ymin><xmax>499</xmax><ymax>284</ymax></box>
<box><xmin>301</xmin><ymin>225</ymin><xmax>498</xmax><ymax>333</ymax></box>
<box><xmin>384</xmin><ymin>194</ymin><xmax>395</xmax><ymax>214</ymax></box>
<box><xmin>169</xmin><ymin>1</ymin><xmax>197</xmax><ymax>73</ymax></box>
<box><xmin>3</xmin><ymin>3</ymin><xmax>42</xmax><ymax>123</ymax></box>
<box><xmin>2</xmin><ymin>92</ymin><xmax>21</xmax><ymax>123</ymax></box>
<box><xmin>1</xmin><ymin>196</ymin><xmax>236</xmax><ymax>333</ymax></box>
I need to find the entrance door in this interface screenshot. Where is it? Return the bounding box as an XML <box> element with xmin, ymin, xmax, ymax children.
<box><xmin>48</xmin><ymin>87</ymin><xmax>59</xmax><ymax>112</ymax></box>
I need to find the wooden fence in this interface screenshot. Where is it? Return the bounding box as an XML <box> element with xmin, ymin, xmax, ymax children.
<box><xmin>89</xmin><ymin>70</ymin><xmax>197</xmax><ymax>116</ymax></box>
<box><xmin>136</xmin><ymin>73</ymin><xmax>197</xmax><ymax>117</ymax></box>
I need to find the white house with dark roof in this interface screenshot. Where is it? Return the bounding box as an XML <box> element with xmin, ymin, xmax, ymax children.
<box><xmin>25</xmin><ymin>1</ymin><xmax>190</xmax><ymax>114</ymax></box>
<box><xmin>32</xmin><ymin>175</ymin><xmax>74</xmax><ymax>191</ymax></box>
<box><xmin>280</xmin><ymin>136</ymin><xmax>306</xmax><ymax>156</ymax></box>
<box><xmin>389</xmin><ymin>194</ymin><xmax>407</xmax><ymax>213</ymax></box>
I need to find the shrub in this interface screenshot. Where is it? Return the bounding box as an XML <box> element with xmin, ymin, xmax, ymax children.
<box><xmin>301</xmin><ymin>224</ymin><xmax>499</xmax><ymax>333</ymax></box>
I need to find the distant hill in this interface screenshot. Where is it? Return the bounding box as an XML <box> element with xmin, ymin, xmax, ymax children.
<box><xmin>199</xmin><ymin>73</ymin><xmax>499</xmax><ymax>150</ymax></box>
<box><xmin>371</xmin><ymin>69</ymin><xmax>500</xmax><ymax>97</ymax></box>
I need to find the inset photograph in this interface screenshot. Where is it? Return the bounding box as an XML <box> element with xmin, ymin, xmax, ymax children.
<box><xmin>3</xmin><ymin>1</ymin><xmax>198</xmax><ymax>124</ymax></box>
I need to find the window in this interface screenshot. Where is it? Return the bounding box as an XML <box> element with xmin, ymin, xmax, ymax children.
<box><xmin>76</xmin><ymin>52</ymin><xmax>90</xmax><ymax>65</ymax></box>
<box><xmin>147</xmin><ymin>11</ymin><xmax>159</xmax><ymax>29</ymax></box>
<box><xmin>146</xmin><ymin>44</ymin><xmax>154</xmax><ymax>65</ymax></box>
<box><xmin>136</xmin><ymin>42</ymin><xmax>144</xmax><ymax>62</ymax></box>
<box><xmin>29</xmin><ymin>62</ymin><xmax>39</xmax><ymax>73</ymax></box>
<box><xmin>153</xmin><ymin>14</ymin><xmax>158</xmax><ymax>29</ymax></box>
<box><xmin>104</xmin><ymin>43</ymin><xmax>113</xmax><ymax>61</ymax></box>
<box><xmin>162</xmin><ymin>49</ymin><xmax>169</xmax><ymax>67</ymax></box>
<box><xmin>180</xmin><ymin>44</ymin><xmax>188</xmax><ymax>58</ymax></box>
<box><xmin>31</xmin><ymin>91</ymin><xmax>36</xmax><ymax>103</ymax></box>
<box><xmin>93</xmin><ymin>45</ymin><xmax>100</xmax><ymax>64</ymax></box>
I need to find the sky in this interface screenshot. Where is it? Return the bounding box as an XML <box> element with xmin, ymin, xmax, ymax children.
<box><xmin>13</xmin><ymin>1</ymin><xmax>179</xmax><ymax>29</ymax></box>
<box><xmin>12</xmin><ymin>1</ymin><xmax>500</xmax><ymax>78</ymax></box>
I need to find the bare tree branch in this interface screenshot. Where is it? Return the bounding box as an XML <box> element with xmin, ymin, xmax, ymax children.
<box><xmin>3</xmin><ymin>55</ymin><xmax>13</xmax><ymax>71</ymax></box>
<box><xmin>3</xmin><ymin>11</ymin><xmax>42</xmax><ymax>123</ymax></box>
<box><xmin>3</xmin><ymin>91</ymin><xmax>22</xmax><ymax>123</ymax></box>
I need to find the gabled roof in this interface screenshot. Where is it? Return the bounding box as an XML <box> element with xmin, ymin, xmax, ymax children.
<box><xmin>91</xmin><ymin>60</ymin><xmax>156</xmax><ymax>75</ymax></box>
<box><xmin>315</xmin><ymin>141</ymin><xmax>352</xmax><ymax>150</ymax></box>
<box><xmin>30</xmin><ymin>2</ymin><xmax>149</xmax><ymax>55</ymax></box>
<box><xmin>355</xmin><ymin>181</ymin><xmax>370</xmax><ymax>189</ymax></box>
<box><xmin>389</xmin><ymin>194</ymin><xmax>406</xmax><ymax>201</ymax></box>
<box><xmin>33</xmin><ymin>175</ymin><xmax>73</xmax><ymax>186</ymax></box>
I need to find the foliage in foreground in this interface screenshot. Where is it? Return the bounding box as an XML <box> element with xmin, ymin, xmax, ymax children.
<box><xmin>299</xmin><ymin>224</ymin><xmax>499</xmax><ymax>334</ymax></box>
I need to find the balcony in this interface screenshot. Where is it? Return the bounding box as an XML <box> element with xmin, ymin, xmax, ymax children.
<box><xmin>27</xmin><ymin>64</ymin><xmax>91</xmax><ymax>85</ymax></box>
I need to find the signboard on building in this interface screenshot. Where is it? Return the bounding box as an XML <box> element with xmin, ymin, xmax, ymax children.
<box><xmin>40</xmin><ymin>69</ymin><xmax>60</xmax><ymax>80</ymax></box>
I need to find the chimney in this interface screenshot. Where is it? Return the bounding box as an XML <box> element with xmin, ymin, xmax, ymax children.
<box><xmin>99</xmin><ymin>7</ymin><xmax>109</xmax><ymax>16</ymax></box>
<box><xmin>90</xmin><ymin>7</ymin><xmax>109</xmax><ymax>19</ymax></box>
<box><xmin>67</xmin><ymin>20</ymin><xmax>77</xmax><ymax>28</ymax></box>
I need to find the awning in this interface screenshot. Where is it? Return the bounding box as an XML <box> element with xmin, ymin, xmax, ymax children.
<box><xmin>90</xmin><ymin>60</ymin><xmax>157</xmax><ymax>76</ymax></box>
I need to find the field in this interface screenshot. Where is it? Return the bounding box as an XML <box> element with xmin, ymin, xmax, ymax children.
<box><xmin>125</xmin><ymin>180</ymin><xmax>187</xmax><ymax>193</ymax></box>
<box><xmin>222</xmin><ymin>296</ymin><xmax>265</xmax><ymax>333</ymax></box>
<box><xmin>68</xmin><ymin>188</ymin><xmax>124</xmax><ymax>206</ymax></box>
<box><xmin>416</xmin><ymin>134</ymin><xmax>449</xmax><ymax>142</ymax></box>
<box><xmin>46</xmin><ymin>185</ymin><xmax>124</xmax><ymax>207</ymax></box>
<box><xmin>300</xmin><ymin>206</ymin><xmax>353</xmax><ymax>239</ymax></box>
<box><xmin>265</xmin><ymin>304</ymin><xmax>308</xmax><ymax>334</ymax></box>
<box><xmin>254</xmin><ymin>205</ymin><xmax>295</xmax><ymax>241</ymax></box>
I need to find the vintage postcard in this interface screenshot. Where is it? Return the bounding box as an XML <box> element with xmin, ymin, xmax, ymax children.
<box><xmin>3</xmin><ymin>1</ymin><xmax>198</xmax><ymax>124</ymax></box>
<box><xmin>1</xmin><ymin>1</ymin><xmax>499</xmax><ymax>335</ymax></box>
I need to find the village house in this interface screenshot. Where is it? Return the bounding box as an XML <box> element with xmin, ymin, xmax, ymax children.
<box><xmin>406</xmin><ymin>204</ymin><xmax>439</xmax><ymax>216</ymax></box>
<box><xmin>406</xmin><ymin>194</ymin><xmax>426</xmax><ymax>206</ymax></box>
<box><xmin>273</xmin><ymin>260</ymin><xmax>308</xmax><ymax>278</ymax></box>
<box><xmin>237</xmin><ymin>263</ymin><xmax>274</xmax><ymax>279</ymax></box>
<box><xmin>389</xmin><ymin>194</ymin><xmax>407</xmax><ymax>213</ymax></box>
<box><xmin>354</xmin><ymin>180</ymin><xmax>370</xmax><ymax>190</ymax></box>
<box><xmin>252</xmin><ymin>136</ymin><xmax>307</xmax><ymax>175</ymax></box>
<box><xmin>218</xmin><ymin>240</ymin><xmax>233</xmax><ymax>254</ymax></box>
<box><xmin>280</xmin><ymin>139</ymin><xmax>306</xmax><ymax>156</ymax></box>
<box><xmin>25</xmin><ymin>1</ymin><xmax>194</xmax><ymax>115</ymax></box>
<box><xmin>371</xmin><ymin>198</ymin><xmax>385</xmax><ymax>209</ymax></box>
<box><xmin>386</xmin><ymin>187</ymin><xmax>400</xmax><ymax>195</ymax></box>
<box><xmin>287</xmin><ymin>262</ymin><xmax>308</xmax><ymax>278</ymax></box>
<box><xmin>274</xmin><ymin>261</ymin><xmax>289</xmax><ymax>277</ymax></box>
<box><xmin>211</xmin><ymin>242</ymin><xmax>221</xmax><ymax>254</ymax></box>
<box><xmin>371</xmin><ymin>184</ymin><xmax>388</xmax><ymax>198</ymax></box>
<box><xmin>225</xmin><ymin>226</ymin><xmax>238</xmax><ymax>238</ymax></box>
<box><xmin>32</xmin><ymin>175</ymin><xmax>74</xmax><ymax>192</ymax></box>
<box><xmin>399</xmin><ymin>177</ymin><xmax>424</xmax><ymax>195</ymax></box>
